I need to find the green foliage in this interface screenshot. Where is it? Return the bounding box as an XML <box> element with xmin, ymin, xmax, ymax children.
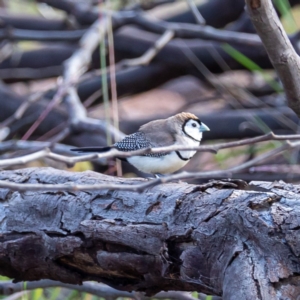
<box><xmin>215</xmin><ymin>141</ymin><xmax>280</xmax><ymax>168</ymax></box>
<box><xmin>222</xmin><ymin>44</ymin><xmax>282</xmax><ymax>92</ymax></box>
<box><xmin>274</xmin><ymin>0</ymin><xmax>298</xmax><ymax>33</ymax></box>
<box><xmin>31</xmin><ymin>288</ymin><xmax>43</xmax><ymax>300</ymax></box>
<box><xmin>48</xmin><ymin>288</ymin><xmax>62</xmax><ymax>300</ymax></box>
<box><xmin>6</xmin><ymin>0</ymin><xmax>39</xmax><ymax>15</ymax></box>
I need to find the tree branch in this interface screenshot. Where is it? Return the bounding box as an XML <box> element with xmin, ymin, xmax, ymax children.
<box><xmin>2</xmin><ymin>131</ymin><xmax>300</xmax><ymax>168</ymax></box>
<box><xmin>36</xmin><ymin>0</ymin><xmax>264</xmax><ymax>46</ymax></box>
<box><xmin>186</xmin><ymin>0</ymin><xmax>206</xmax><ymax>25</ymax></box>
<box><xmin>0</xmin><ymin>168</ymin><xmax>300</xmax><ymax>298</ymax></box>
<box><xmin>1</xmin><ymin>136</ymin><xmax>300</xmax><ymax>191</ymax></box>
<box><xmin>0</xmin><ymin>141</ymin><xmax>290</xmax><ymax>191</ymax></box>
<box><xmin>0</xmin><ymin>27</ymin><xmax>86</xmax><ymax>42</ymax></box>
<box><xmin>121</xmin><ymin>29</ymin><xmax>175</xmax><ymax>67</ymax></box>
<box><xmin>245</xmin><ymin>0</ymin><xmax>300</xmax><ymax>117</ymax></box>
<box><xmin>0</xmin><ymin>280</ymin><xmax>201</xmax><ymax>300</ymax></box>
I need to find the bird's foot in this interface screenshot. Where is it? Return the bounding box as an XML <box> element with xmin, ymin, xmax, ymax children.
<box><xmin>154</xmin><ymin>173</ymin><xmax>188</xmax><ymax>184</ymax></box>
<box><xmin>154</xmin><ymin>173</ymin><xmax>165</xmax><ymax>179</ymax></box>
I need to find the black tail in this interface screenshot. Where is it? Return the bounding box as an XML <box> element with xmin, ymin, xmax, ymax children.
<box><xmin>71</xmin><ymin>146</ymin><xmax>112</xmax><ymax>153</ymax></box>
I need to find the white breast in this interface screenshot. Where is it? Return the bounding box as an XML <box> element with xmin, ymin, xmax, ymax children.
<box><xmin>127</xmin><ymin>133</ymin><xmax>201</xmax><ymax>175</ymax></box>
<box><xmin>128</xmin><ymin>151</ymin><xmax>189</xmax><ymax>174</ymax></box>
<box><xmin>176</xmin><ymin>135</ymin><xmax>199</xmax><ymax>160</ymax></box>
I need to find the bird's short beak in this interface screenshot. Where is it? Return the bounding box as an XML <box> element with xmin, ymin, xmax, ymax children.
<box><xmin>199</xmin><ymin>123</ymin><xmax>210</xmax><ymax>132</ymax></box>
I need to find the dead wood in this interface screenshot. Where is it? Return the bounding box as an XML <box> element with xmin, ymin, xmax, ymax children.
<box><xmin>0</xmin><ymin>80</ymin><xmax>298</xmax><ymax>142</ymax></box>
<box><xmin>0</xmin><ymin>9</ymin><xmax>68</xmax><ymax>30</ymax></box>
<box><xmin>0</xmin><ymin>167</ymin><xmax>300</xmax><ymax>299</ymax></box>
<box><xmin>245</xmin><ymin>0</ymin><xmax>300</xmax><ymax>118</ymax></box>
<box><xmin>0</xmin><ymin>45</ymin><xmax>75</xmax><ymax>82</ymax></box>
<box><xmin>120</xmin><ymin>107</ymin><xmax>299</xmax><ymax>139</ymax></box>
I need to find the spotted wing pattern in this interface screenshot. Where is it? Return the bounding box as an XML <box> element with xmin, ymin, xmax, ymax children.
<box><xmin>114</xmin><ymin>132</ymin><xmax>166</xmax><ymax>157</ymax></box>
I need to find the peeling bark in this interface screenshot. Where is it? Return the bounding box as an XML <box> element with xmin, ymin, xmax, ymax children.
<box><xmin>0</xmin><ymin>168</ymin><xmax>300</xmax><ymax>299</ymax></box>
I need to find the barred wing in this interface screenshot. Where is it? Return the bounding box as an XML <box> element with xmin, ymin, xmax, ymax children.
<box><xmin>114</xmin><ymin>132</ymin><xmax>166</xmax><ymax>157</ymax></box>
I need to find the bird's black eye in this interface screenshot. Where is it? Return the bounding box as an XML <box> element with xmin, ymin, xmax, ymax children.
<box><xmin>192</xmin><ymin>123</ymin><xmax>197</xmax><ymax>127</ymax></box>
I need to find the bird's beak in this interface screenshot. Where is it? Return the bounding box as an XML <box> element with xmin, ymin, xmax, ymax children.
<box><xmin>199</xmin><ymin>123</ymin><xmax>210</xmax><ymax>132</ymax></box>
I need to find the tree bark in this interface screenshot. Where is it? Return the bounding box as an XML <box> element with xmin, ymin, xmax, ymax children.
<box><xmin>0</xmin><ymin>168</ymin><xmax>300</xmax><ymax>299</ymax></box>
<box><xmin>245</xmin><ymin>0</ymin><xmax>300</xmax><ymax>118</ymax></box>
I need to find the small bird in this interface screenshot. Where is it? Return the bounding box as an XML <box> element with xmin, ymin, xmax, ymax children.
<box><xmin>71</xmin><ymin>112</ymin><xmax>209</xmax><ymax>177</ymax></box>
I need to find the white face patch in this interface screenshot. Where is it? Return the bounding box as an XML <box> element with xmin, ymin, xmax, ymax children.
<box><xmin>183</xmin><ymin>119</ymin><xmax>203</xmax><ymax>142</ymax></box>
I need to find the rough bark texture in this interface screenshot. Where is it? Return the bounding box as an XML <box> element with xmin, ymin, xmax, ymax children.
<box><xmin>245</xmin><ymin>0</ymin><xmax>300</xmax><ymax>117</ymax></box>
<box><xmin>0</xmin><ymin>168</ymin><xmax>300</xmax><ymax>299</ymax></box>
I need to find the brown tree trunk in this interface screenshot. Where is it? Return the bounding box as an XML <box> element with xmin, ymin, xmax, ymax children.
<box><xmin>0</xmin><ymin>168</ymin><xmax>300</xmax><ymax>299</ymax></box>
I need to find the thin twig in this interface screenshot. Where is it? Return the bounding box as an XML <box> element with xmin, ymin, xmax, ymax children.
<box><xmin>63</xmin><ymin>18</ymin><xmax>109</xmax><ymax>125</ymax></box>
<box><xmin>20</xmin><ymin>16</ymin><xmax>124</xmax><ymax>142</ymax></box>
<box><xmin>106</xmin><ymin>2</ymin><xmax>122</xmax><ymax>176</ymax></box>
<box><xmin>0</xmin><ymin>41</ymin><xmax>13</xmax><ymax>63</ymax></box>
<box><xmin>37</xmin><ymin>121</ymin><xmax>70</xmax><ymax>143</ymax></box>
<box><xmin>62</xmin><ymin>15</ymin><xmax>124</xmax><ymax>141</ymax></box>
<box><xmin>2</xmin><ymin>132</ymin><xmax>300</xmax><ymax>168</ymax></box>
<box><xmin>186</xmin><ymin>0</ymin><xmax>206</xmax><ymax>25</ymax></box>
<box><xmin>21</xmin><ymin>81</ymin><xmax>67</xmax><ymax>141</ymax></box>
<box><xmin>0</xmin><ymin>141</ymin><xmax>299</xmax><ymax>192</ymax></box>
<box><xmin>48</xmin><ymin>127</ymin><xmax>71</xmax><ymax>144</ymax></box>
<box><xmin>83</xmin><ymin>88</ymin><xmax>102</xmax><ymax>108</ymax></box>
<box><xmin>250</xmin><ymin>164</ymin><xmax>300</xmax><ymax>174</ymax></box>
<box><xmin>120</xmin><ymin>11</ymin><xmax>262</xmax><ymax>46</ymax></box>
<box><xmin>0</xmin><ymin>280</ymin><xmax>197</xmax><ymax>300</ymax></box>
<box><xmin>3</xmin><ymin>291</ymin><xmax>28</xmax><ymax>300</ymax></box>
<box><xmin>125</xmin><ymin>0</ymin><xmax>176</xmax><ymax>11</ymax></box>
<box><xmin>0</xmin><ymin>140</ymin><xmax>73</xmax><ymax>155</ymax></box>
<box><xmin>121</xmin><ymin>29</ymin><xmax>175</xmax><ymax>67</ymax></box>
<box><xmin>0</xmin><ymin>92</ymin><xmax>43</xmax><ymax>130</ymax></box>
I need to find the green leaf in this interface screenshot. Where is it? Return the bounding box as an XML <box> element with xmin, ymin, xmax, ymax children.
<box><xmin>274</xmin><ymin>0</ymin><xmax>298</xmax><ymax>33</ymax></box>
<box><xmin>31</xmin><ymin>288</ymin><xmax>44</xmax><ymax>300</ymax></box>
<box><xmin>48</xmin><ymin>287</ymin><xmax>62</xmax><ymax>300</ymax></box>
<box><xmin>222</xmin><ymin>44</ymin><xmax>282</xmax><ymax>92</ymax></box>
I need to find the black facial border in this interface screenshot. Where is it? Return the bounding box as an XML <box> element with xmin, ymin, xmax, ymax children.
<box><xmin>182</xmin><ymin>119</ymin><xmax>202</xmax><ymax>142</ymax></box>
<box><xmin>175</xmin><ymin>150</ymin><xmax>190</xmax><ymax>161</ymax></box>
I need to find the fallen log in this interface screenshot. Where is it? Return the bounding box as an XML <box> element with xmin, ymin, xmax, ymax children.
<box><xmin>0</xmin><ymin>167</ymin><xmax>299</xmax><ymax>299</ymax></box>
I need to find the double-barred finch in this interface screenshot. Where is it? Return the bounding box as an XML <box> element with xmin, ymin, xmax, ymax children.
<box><xmin>72</xmin><ymin>112</ymin><xmax>210</xmax><ymax>177</ymax></box>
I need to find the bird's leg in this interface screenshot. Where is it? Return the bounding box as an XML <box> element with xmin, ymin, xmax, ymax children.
<box><xmin>145</xmin><ymin>174</ymin><xmax>163</xmax><ymax>180</ymax></box>
<box><xmin>154</xmin><ymin>173</ymin><xmax>185</xmax><ymax>184</ymax></box>
<box><xmin>154</xmin><ymin>173</ymin><xmax>165</xmax><ymax>178</ymax></box>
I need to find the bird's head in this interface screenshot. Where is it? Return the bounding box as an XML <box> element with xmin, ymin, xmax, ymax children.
<box><xmin>173</xmin><ymin>112</ymin><xmax>210</xmax><ymax>142</ymax></box>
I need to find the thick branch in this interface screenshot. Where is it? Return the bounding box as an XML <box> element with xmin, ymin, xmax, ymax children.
<box><xmin>0</xmin><ymin>28</ymin><xmax>86</xmax><ymax>42</ymax></box>
<box><xmin>0</xmin><ymin>280</ymin><xmax>199</xmax><ymax>300</ymax></box>
<box><xmin>0</xmin><ymin>9</ymin><xmax>68</xmax><ymax>30</ymax></box>
<box><xmin>0</xmin><ymin>168</ymin><xmax>300</xmax><ymax>299</ymax></box>
<box><xmin>245</xmin><ymin>0</ymin><xmax>300</xmax><ymax>117</ymax></box>
<box><xmin>40</xmin><ymin>0</ymin><xmax>244</xmax><ymax>28</ymax></box>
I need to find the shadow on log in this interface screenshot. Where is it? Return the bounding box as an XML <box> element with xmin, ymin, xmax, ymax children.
<box><xmin>0</xmin><ymin>167</ymin><xmax>300</xmax><ymax>299</ymax></box>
